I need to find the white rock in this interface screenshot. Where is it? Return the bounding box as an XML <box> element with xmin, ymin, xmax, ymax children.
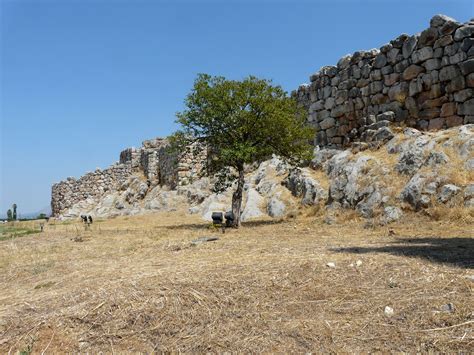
<box><xmin>326</xmin><ymin>262</ymin><xmax>336</xmax><ymax>268</ymax></box>
<box><xmin>384</xmin><ymin>306</ymin><xmax>394</xmax><ymax>317</ymax></box>
<box><xmin>267</xmin><ymin>196</ymin><xmax>286</xmax><ymax>218</ymax></box>
<box><xmin>241</xmin><ymin>188</ymin><xmax>264</xmax><ymax>221</ymax></box>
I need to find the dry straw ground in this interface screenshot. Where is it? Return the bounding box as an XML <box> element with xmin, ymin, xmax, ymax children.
<box><xmin>0</xmin><ymin>209</ymin><xmax>473</xmax><ymax>353</ymax></box>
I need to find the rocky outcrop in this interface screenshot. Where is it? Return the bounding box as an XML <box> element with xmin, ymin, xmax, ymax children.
<box><xmin>284</xmin><ymin>168</ymin><xmax>327</xmax><ymax>205</ymax></box>
<box><xmin>294</xmin><ymin>15</ymin><xmax>474</xmax><ymax>148</ymax></box>
<box><xmin>54</xmin><ymin>125</ymin><xmax>473</xmax><ymax>223</ymax></box>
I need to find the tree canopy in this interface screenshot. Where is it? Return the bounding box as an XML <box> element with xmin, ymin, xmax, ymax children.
<box><xmin>174</xmin><ymin>74</ymin><xmax>314</xmax><ymax>226</ymax></box>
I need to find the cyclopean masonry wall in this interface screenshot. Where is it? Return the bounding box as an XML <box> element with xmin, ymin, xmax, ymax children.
<box><xmin>294</xmin><ymin>15</ymin><xmax>474</xmax><ymax>148</ymax></box>
<box><xmin>51</xmin><ymin>138</ymin><xmax>206</xmax><ymax>216</ymax></box>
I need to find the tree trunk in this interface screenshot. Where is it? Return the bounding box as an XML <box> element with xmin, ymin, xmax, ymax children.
<box><xmin>231</xmin><ymin>168</ymin><xmax>245</xmax><ymax>228</ymax></box>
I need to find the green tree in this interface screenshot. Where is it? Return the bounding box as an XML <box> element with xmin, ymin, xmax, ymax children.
<box><xmin>12</xmin><ymin>204</ymin><xmax>17</xmax><ymax>220</ymax></box>
<box><xmin>7</xmin><ymin>209</ymin><xmax>13</xmax><ymax>221</ymax></box>
<box><xmin>175</xmin><ymin>74</ymin><xmax>313</xmax><ymax>227</ymax></box>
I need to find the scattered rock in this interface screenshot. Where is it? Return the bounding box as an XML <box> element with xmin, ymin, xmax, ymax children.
<box><xmin>438</xmin><ymin>184</ymin><xmax>461</xmax><ymax>203</ymax></box>
<box><xmin>439</xmin><ymin>303</ymin><xmax>455</xmax><ymax>313</ymax></box>
<box><xmin>384</xmin><ymin>306</ymin><xmax>394</xmax><ymax>317</ymax></box>
<box><xmin>383</xmin><ymin>206</ymin><xmax>403</xmax><ymax>224</ymax></box>
<box><xmin>326</xmin><ymin>262</ymin><xmax>336</xmax><ymax>268</ymax></box>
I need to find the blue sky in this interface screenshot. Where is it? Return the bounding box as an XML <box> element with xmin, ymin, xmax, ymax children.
<box><xmin>1</xmin><ymin>0</ymin><xmax>472</xmax><ymax>215</ymax></box>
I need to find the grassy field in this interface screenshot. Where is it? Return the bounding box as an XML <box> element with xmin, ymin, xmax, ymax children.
<box><xmin>0</xmin><ymin>210</ymin><xmax>472</xmax><ymax>352</ymax></box>
<box><xmin>0</xmin><ymin>222</ymin><xmax>43</xmax><ymax>242</ymax></box>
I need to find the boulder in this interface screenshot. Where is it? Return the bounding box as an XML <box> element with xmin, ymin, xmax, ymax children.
<box><xmin>400</xmin><ymin>173</ymin><xmax>433</xmax><ymax>210</ymax></box>
<box><xmin>241</xmin><ymin>188</ymin><xmax>264</xmax><ymax>221</ymax></box>
<box><xmin>284</xmin><ymin>169</ymin><xmax>327</xmax><ymax>205</ymax></box>
<box><xmin>437</xmin><ymin>184</ymin><xmax>461</xmax><ymax>203</ymax></box>
<box><xmin>267</xmin><ymin>196</ymin><xmax>286</xmax><ymax>218</ymax></box>
<box><xmin>383</xmin><ymin>206</ymin><xmax>403</xmax><ymax>224</ymax></box>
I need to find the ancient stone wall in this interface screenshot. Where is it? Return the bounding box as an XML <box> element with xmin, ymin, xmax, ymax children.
<box><xmin>51</xmin><ymin>164</ymin><xmax>132</xmax><ymax>216</ymax></box>
<box><xmin>295</xmin><ymin>15</ymin><xmax>473</xmax><ymax>148</ymax></box>
<box><xmin>51</xmin><ymin>138</ymin><xmax>206</xmax><ymax>216</ymax></box>
<box><xmin>177</xmin><ymin>143</ymin><xmax>208</xmax><ymax>186</ymax></box>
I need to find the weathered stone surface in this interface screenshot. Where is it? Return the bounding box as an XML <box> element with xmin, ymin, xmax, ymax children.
<box><xmin>383</xmin><ymin>206</ymin><xmax>403</xmax><ymax>224</ymax></box>
<box><xmin>377</xmin><ymin>111</ymin><xmax>396</xmax><ymax>122</ymax></box>
<box><xmin>241</xmin><ymin>188</ymin><xmax>264</xmax><ymax>221</ymax></box>
<box><xmin>320</xmin><ymin>117</ymin><xmax>336</xmax><ymax>130</ymax></box>
<box><xmin>403</xmin><ymin>65</ymin><xmax>425</xmax><ymax>80</ymax></box>
<box><xmin>439</xmin><ymin>65</ymin><xmax>461</xmax><ymax>81</ymax></box>
<box><xmin>428</xmin><ymin>117</ymin><xmax>445</xmax><ymax>130</ymax></box>
<box><xmin>434</xmin><ymin>35</ymin><xmax>453</xmax><ymax>48</ymax></box>
<box><xmin>441</xmin><ymin>102</ymin><xmax>456</xmax><ymax>117</ymax></box>
<box><xmin>458</xmin><ymin>98</ymin><xmax>474</xmax><ymax>115</ymax></box>
<box><xmin>446</xmin><ymin>76</ymin><xmax>466</xmax><ymax>93</ymax></box>
<box><xmin>454</xmin><ymin>25</ymin><xmax>474</xmax><ymax>41</ymax></box>
<box><xmin>374</xmin><ymin>54</ymin><xmax>387</xmax><ymax>68</ymax></box>
<box><xmin>400</xmin><ymin>173</ymin><xmax>435</xmax><ymax>210</ymax></box>
<box><xmin>461</xmin><ymin>38</ymin><xmax>474</xmax><ymax>52</ymax></box>
<box><xmin>267</xmin><ymin>196</ymin><xmax>286</xmax><ymax>218</ymax></box>
<box><xmin>418</xmin><ymin>28</ymin><xmax>439</xmax><ymax>47</ymax></box>
<box><xmin>391</xmin><ymin>33</ymin><xmax>409</xmax><ymax>48</ymax></box>
<box><xmin>402</xmin><ymin>35</ymin><xmax>418</xmax><ymax>58</ymax></box>
<box><xmin>430</xmin><ymin>14</ymin><xmax>458</xmax><ymax>28</ymax></box>
<box><xmin>424</xmin><ymin>58</ymin><xmax>441</xmax><ymax>71</ymax></box>
<box><xmin>454</xmin><ymin>89</ymin><xmax>473</xmax><ymax>102</ymax></box>
<box><xmin>326</xmin><ymin>152</ymin><xmax>387</xmax><ymax>218</ymax></box>
<box><xmin>445</xmin><ymin>115</ymin><xmax>463</xmax><ymax>127</ymax></box>
<box><xmin>459</xmin><ymin>59</ymin><xmax>474</xmax><ymax>75</ymax></box>
<box><xmin>388</xmin><ymin>82</ymin><xmax>409</xmax><ymax>102</ymax></box>
<box><xmin>284</xmin><ymin>169</ymin><xmax>327</xmax><ymax>205</ymax></box>
<box><xmin>438</xmin><ymin>184</ymin><xmax>461</xmax><ymax>203</ymax></box>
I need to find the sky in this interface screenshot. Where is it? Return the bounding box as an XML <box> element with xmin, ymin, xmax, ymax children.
<box><xmin>1</xmin><ymin>0</ymin><xmax>472</xmax><ymax>215</ymax></box>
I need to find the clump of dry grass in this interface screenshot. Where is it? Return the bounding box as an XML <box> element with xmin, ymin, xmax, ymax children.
<box><xmin>425</xmin><ymin>205</ymin><xmax>474</xmax><ymax>223</ymax></box>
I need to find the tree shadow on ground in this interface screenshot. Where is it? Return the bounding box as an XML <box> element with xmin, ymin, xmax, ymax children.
<box><xmin>163</xmin><ymin>219</ymin><xmax>286</xmax><ymax>231</ymax></box>
<box><xmin>163</xmin><ymin>223</ymin><xmax>210</xmax><ymax>231</ymax></box>
<box><xmin>332</xmin><ymin>237</ymin><xmax>474</xmax><ymax>269</ymax></box>
<box><xmin>241</xmin><ymin>219</ymin><xmax>287</xmax><ymax>228</ymax></box>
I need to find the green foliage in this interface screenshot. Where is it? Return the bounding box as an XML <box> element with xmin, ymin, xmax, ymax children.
<box><xmin>175</xmin><ymin>73</ymin><xmax>314</xmax><ymax>186</ymax></box>
<box><xmin>37</xmin><ymin>213</ymin><xmax>47</xmax><ymax>219</ymax></box>
<box><xmin>175</xmin><ymin>74</ymin><xmax>314</xmax><ymax>227</ymax></box>
<box><xmin>12</xmin><ymin>203</ymin><xmax>17</xmax><ymax>220</ymax></box>
<box><xmin>6</xmin><ymin>209</ymin><xmax>13</xmax><ymax>221</ymax></box>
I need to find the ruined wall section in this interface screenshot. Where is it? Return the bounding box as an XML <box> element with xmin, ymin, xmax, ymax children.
<box><xmin>295</xmin><ymin>15</ymin><xmax>474</xmax><ymax>148</ymax></box>
<box><xmin>51</xmin><ymin>164</ymin><xmax>132</xmax><ymax>216</ymax></box>
<box><xmin>177</xmin><ymin>143</ymin><xmax>208</xmax><ymax>186</ymax></box>
<box><xmin>51</xmin><ymin>138</ymin><xmax>206</xmax><ymax>216</ymax></box>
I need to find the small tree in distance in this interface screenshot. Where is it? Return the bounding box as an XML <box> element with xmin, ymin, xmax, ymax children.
<box><xmin>12</xmin><ymin>204</ymin><xmax>17</xmax><ymax>220</ymax></box>
<box><xmin>174</xmin><ymin>74</ymin><xmax>313</xmax><ymax>227</ymax></box>
<box><xmin>7</xmin><ymin>209</ymin><xmax>13</xmax><ymax>222</ymax></box>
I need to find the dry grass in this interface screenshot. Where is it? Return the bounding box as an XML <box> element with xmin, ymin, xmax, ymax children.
<box><xmin>0</xmin><ymin>210</ymin><xmax>473</xmax><ymax>353</ymax></box>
